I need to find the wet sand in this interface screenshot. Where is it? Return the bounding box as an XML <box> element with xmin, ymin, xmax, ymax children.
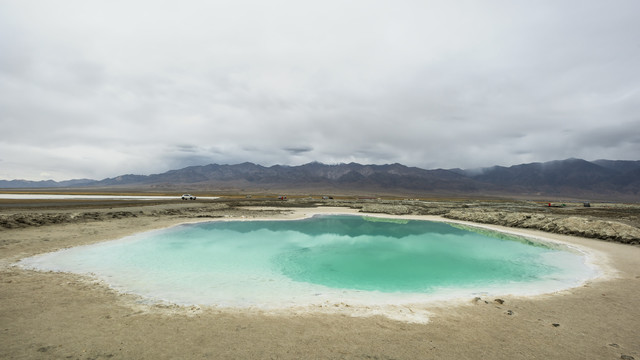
<box><xmin>1</xmin><ymin>203</ymin><xmax>640</xmax><ymax>359</ymax></box>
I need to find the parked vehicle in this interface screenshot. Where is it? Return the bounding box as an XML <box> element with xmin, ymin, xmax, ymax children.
<box><xmin>181</xmin><ymin>194</ymin><xmax>196</xmax><ymax>200</ymax></box>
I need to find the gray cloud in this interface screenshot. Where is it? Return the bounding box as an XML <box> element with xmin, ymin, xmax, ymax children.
<box><xmin>284</xmin><ymin>147</ymin><xmax>314</xmax><ymax>155</ymax></box>
<box><xmin>1</xmin><ymin>0</ymin><xmax>639</xmax><ymax>180</ymax></box>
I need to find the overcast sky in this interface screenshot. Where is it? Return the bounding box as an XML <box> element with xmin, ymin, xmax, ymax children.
<box><xmin>1</xmin><ymin>0</ymin><xmax>639</xmax><ymax>181</ymax></box>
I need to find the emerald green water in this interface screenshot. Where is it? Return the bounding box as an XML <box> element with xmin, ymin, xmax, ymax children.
<box><xmin>274</xmin><ymin>217</ymin><xmax>554</xmax><ymax>292</ymax></box>
<box><xmin>20</xmin><ymin>215</ymin><xmax>596</xmax><ymax>308</ymax></box>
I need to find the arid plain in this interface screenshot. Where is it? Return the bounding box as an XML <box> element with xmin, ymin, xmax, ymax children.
<box><xmin>1</xmin><ymin>196</ymin><xmax>639</xmax><ymax>359</ymax></box>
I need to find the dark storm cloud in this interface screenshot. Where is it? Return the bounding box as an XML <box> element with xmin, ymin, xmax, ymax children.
<box><xmin>283</xmin><ymin>147</ymin><xmax>313</xmax><ymax>155</ymax></box>
<box><xmin>0</xmin><ymin>0</ymin><xmax>639</xmax><ymax>180</ymax></box>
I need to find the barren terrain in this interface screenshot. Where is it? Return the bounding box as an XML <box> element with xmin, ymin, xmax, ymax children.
<box><xmin>1</xmin><ymin>197</ymin><xmax>639</xmax><ymax>359</ymax></box>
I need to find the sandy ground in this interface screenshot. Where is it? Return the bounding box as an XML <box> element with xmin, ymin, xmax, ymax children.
<box><xmin>1</xmin><ymin>202</ymin><xmax>640</xmax><ymax>359</ymax></box>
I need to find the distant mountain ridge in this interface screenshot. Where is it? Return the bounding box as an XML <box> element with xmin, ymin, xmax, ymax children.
<box><xmin>455</xmin><ymin>158</ymin><xmax>640</xmax><ymax>198</ymax></box>
<box><xmin>92</xmin><ymin>161</ymin><xmax>483</xmax><ymax>194</ymax></box>
<box><xmin>2</xmin><ymin>159</ymin><xmax>639</xmax><ymax>200</ymax></box>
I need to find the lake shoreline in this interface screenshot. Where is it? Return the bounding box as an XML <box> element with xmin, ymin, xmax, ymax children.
<box><xmin>15</xmin><ymin>210</ymin><xmax>602</xmax><ymax>325</ymax></box>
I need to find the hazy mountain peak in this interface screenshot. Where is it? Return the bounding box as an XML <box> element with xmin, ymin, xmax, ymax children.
<box><xmin>1</xmin><ymin>159</ymin><xmax>638</xmax><ymax>201</ymax></box>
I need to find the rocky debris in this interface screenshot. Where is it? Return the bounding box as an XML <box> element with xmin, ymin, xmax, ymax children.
<box><xmin>0</xmin><ymin>213</ymin><xmax>70</xmax><ymax>228</ymax></box>
<box><xmin>37</xmin><ymin>346</ymin><xmax>54</xmax><ymax>353</ymax></box>
<box><xmin>109</xmin><ymin>211</ymin><xmax>137</xmax><ymax>219</ymax></box>
<box><xmin>472</xmin><ymin>297</ymin><xmax>490</xmax><ymax>304</ymax></box>
<box><xmin>0</xmin><ymin>205</ymin><xmax>230</xmax><ymax>230</ymax></box>
<box><xmin>360</xmin><ymin>204</ymin><xmax>412</xmax><ymax>215</ymax></box>
<box><xmin>0</xmin><ymin>211</ymin><xmax>140</xmax><ymax>229</ymax></box>
<box><xmin>552</xmin><ymin>323</ymin><xmax>560</xmax><ymax>327</ymax></box>
<box><xmin>358</xmin><ymin>201</ymin><xmax>453</xmax><ymax>216</ymax></box>
<box><xmin>444</xmin><ymin>210</ymin><xmax>640</xmax><ymax>244</ymax></box>
<box><xmin>149</xmin><ymin>208</ymin><xmax>185</xmax><ymax>216</ymax></box>
<box><xmin>621</xmin><ymin>355</ymin><xmax>635</xmax><ymax>360</ymax></box>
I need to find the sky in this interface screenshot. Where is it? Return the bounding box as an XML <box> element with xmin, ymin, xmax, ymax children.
<box><xmin>1</xmin><ymin>0</ymin><xmax>639</xmax><ymax>181</ymax></box>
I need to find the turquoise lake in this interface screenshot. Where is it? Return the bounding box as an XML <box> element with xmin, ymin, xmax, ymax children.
<box><xmin>20</xmin><ymin>215</ymin><xmax>597</xmax><ymax>308</ymax></box>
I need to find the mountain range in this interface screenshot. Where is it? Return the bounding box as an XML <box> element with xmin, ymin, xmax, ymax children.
<box><xmin>2</xmin><ymin>159</ymin><xmax>639</xmax><ymax>200</ymax></box>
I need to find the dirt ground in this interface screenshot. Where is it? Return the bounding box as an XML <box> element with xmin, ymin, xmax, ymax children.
<box><xmin>1</xmin><ymin>198</ymin><xmax>639</xmax><ymax>359</ymax></box>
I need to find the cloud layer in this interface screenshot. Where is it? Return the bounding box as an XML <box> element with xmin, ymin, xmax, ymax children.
<box><xmin>1</xmin><ymin>0</ymin><xmax>639</xmax><ymax>180</ymax></box>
